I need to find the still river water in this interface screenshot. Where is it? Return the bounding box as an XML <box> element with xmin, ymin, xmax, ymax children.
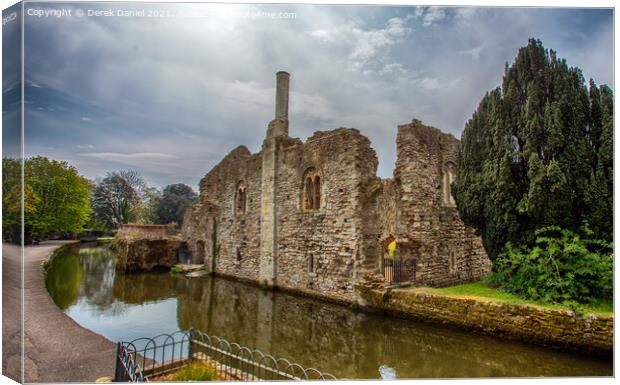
<box><xmin>44</xmin><ymin>243</ymin><xmax>612</xmax><ymax>379</ymax></box>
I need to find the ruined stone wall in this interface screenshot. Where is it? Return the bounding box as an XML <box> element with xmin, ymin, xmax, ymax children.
<box><xmin>388</xmin><ymin>119</ymin><xmax>491</xmax><ymax>286</ymax></box>
<box><xmin>356</xmin><ymin>286</ymin><xmax>613</xmax><ymax>356</ymax></box>
<box><xmin>182</xmin><ymin>201</ymin><xmax>216</xmax><ymax>267</ymax></box>
<box><xmin>182</xmin><ymin>146</ymin><xmax>263</xmax><ymax>280</ymax></box>
<box><xmin>118</xmin><ymin>224</ymin><xmax>177</xmax><ymax>239</ymax></box>
<box><xmin>114</xmin><ymin>237</ymin><xmax>184</xmax><ymax>272</ymax></box>
<box><xmin>274</xmin><ymin>129</ymin><xmax>377</xmax><ymax>301</ymax></box>
<box><xmin>183</xmin><ymin>118</ymin><xmax>492</xmax><ymax>299</ymax></box>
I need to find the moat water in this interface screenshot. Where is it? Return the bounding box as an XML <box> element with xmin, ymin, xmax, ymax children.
<box><xmin>44</xmin><ymin>242</ymin><xmax>612</xmax><ymax>379</ymax></box>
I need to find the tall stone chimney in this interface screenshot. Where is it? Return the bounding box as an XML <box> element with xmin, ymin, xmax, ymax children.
<box><xmin>260</xmin><ymin>71</ymin><xmax>291</xmax><ymax>287</ymax></box>
<box><xmin>266</xmin><ymin>71</ymin><xmax>290</xmax><ymax>138</ymax></box>
<box><xmin>275</xmin><ymin>71</ymin><xmax>290</xmax><ymax>119</ymax></box>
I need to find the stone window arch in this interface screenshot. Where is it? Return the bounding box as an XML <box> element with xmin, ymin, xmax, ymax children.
<box><xmin>443</xmin><ymin>161</ymin><xmax>456</xmax><ymax>206</ymax></box>
<box><xmin>235</xmin><ymin>181</ymin><xmax>247</xmax><ymax>215</ymax></box>
<box><xmin>302</xmin><ymin>167</ymin><xmax>321</xmax><ymax>211</ymax></box>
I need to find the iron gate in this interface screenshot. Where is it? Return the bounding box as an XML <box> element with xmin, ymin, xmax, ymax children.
<box><xmin>382</xmin><ymin>257</ymin><xmax>403</xmax><ymax>284</ymax></box>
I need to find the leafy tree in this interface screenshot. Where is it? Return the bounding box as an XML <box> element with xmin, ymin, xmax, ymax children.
<box><xmin>2</xmin><ymin>158</ymin><xmax>28</xmax><ymax>243</ymax></box>
<box><xmin>154</xmin><ymin>183</ymin><xmax>197</xmax><ymax>227</ymax></box>
<box><xmin>2</xmin><ymin>157</ymin><xmax>91</xmax><ymax>243</ymax></box>
<box><xmin>25</xmin><ymin>157</ymin><xmax>92</xmax><ymax>237</ymax></box>
<box><xmin>91</xmin><ymin>170</ymin><xmax>145</xmax><ymax>228</ymax></box>
<box><xmin>454</xmin><ymin>39</ymin><xmax>613</xmax><ymax>259</ymax></box>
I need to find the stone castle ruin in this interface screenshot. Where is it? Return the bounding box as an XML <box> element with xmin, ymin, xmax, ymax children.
<box><xmin>182</xmin><ymin>71</ymin><xmax>491</xmax><ymax>302</ymax></box>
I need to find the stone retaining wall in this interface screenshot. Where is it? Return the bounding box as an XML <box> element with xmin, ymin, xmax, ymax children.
<box><xmin>114</xmin><ymin>237</ymin><xmax>184</xmax><ymax>272</ymax></box>
<box><xmin>355</xmin><ymin>286</ymin><xmax>613</xmax><ymax>357</ymax></box>
<box><xmin>118</xmin><ymin>224</ymin><xmax>178</xmax><ymax>239</ymax></box>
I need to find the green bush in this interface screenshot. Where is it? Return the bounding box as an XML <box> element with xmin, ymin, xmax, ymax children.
<box><xmin>169</xmin><ymin>362</ymin><xmax>217</xmax><ymax>381</ymax></box>
<box><xmin>486</xmin><ymin>224</ymin><xmax>613</xmax><ymax>304</ymax></box>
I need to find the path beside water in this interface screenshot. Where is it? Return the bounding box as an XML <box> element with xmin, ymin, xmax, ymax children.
<box><xmin>14</xmin><ymin>241</ymin><xmax>116</xmax><ymax>382</ymax></box>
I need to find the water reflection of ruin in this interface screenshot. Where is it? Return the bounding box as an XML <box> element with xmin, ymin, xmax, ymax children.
<box><xmin>174</xmin><ymin>277</ymin><xmax>611</xmax><ymax>378</ymax></box>
<box><xmin>46</xmin><ymin>244</ymin><xmax>612</xmax><ymax>379</ymax></box>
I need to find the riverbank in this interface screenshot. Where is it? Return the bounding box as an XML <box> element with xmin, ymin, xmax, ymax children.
<box><xmin>20</xmin><ymin>241</ymin><xmax>116</xmax><ymax>382</ymax></box>
<box><xmin>355</xmin><ymin>284</ymin><xmax>613</xmax><ymax>357</ymax></box>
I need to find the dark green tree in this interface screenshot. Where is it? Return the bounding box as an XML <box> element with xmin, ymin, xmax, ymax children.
<box><xmin>454</xmin><ymin>39</ymin><xmax>613</xmax><ymax>259</ymax></box>
<box><xmin>154</xmin><ymin>183</ymin><xmax>197</xmax><ymax>227</ymax></box>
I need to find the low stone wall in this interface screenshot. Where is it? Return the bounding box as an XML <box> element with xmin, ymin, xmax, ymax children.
<box><xmin>355</xmin><ymin>286</ymin><xmax>613</xmax><ymax>357</ymax></box>
<box><xmin>114</xmin><ymin>237</ymin><xmax>184</xmax><ymax>272</ymax></box>
<box><xmin>118</xmin><ymin>224</ymin><xmax>178</xmax><ymax>239</ymax></box>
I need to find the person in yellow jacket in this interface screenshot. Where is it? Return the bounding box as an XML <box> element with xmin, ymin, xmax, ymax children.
<box><xmin>387</xmin><ymin>239</ymin><xmax>396</xmax><ymax>258</ymax></box>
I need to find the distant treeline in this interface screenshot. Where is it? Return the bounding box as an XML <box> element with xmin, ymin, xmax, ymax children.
<box><xmin>2</xmin><ymin>157</ymin><xmax>197</xmax><ymax>244</ymax></box>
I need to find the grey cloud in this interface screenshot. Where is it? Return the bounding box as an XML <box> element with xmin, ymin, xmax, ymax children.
<box><xmin>417</xmin><ymin>7</ymin><xmax>447</xmax><ymax>27</ymax></box>
<box><xmin>80</xmin><ymin>152</ymin><xmax>178</xmax><ymax>161</ymax></box>
<box><xmin>21</xmin><ymin>4</ymin><xmax>613</xmax><ymax>187</ymax></box>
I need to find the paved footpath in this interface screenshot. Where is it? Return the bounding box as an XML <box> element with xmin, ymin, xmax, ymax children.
<box><xmin>3</xmin><ymin>241</ymin><xmax>116</xmax><ymax>383</ymax></box>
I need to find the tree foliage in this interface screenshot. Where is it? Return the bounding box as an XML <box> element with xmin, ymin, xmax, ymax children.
<box><xmin>134</xmin><ymin>186</ymin><xmax>162</xmax><ymax>225</ymax></box>
<box><xmin>154</xmin><ymin>183</ymin><xmax>197</xmax><ymax>227</ymax></box>
<box><xmin>486</xmin><ymin>225</ymin><xmax>613</xmax><ymax>304</ymax></box>
<box><xmin>2</xmin><ymin>157</ymin><xmax>92</xmax><ymax>243</ymax></box>
<box><xmin>454</xmin><ymin>39</ymin><xmax>613</xmax><ymax>259</ymax></box>
<box><xmin>2</xmin><ymin>158</ymin><xmax>24</xmax><ymax>243</ymax></box>
<box><xmin>90</xmin><ymin>170</ymin><xmax>146</xmax><ymax>228</ymax></box>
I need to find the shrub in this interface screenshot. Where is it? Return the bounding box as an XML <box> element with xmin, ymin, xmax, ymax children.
<box><xmin>169</xmin><ymin>362</ymin><xmax>217</xmax><ymax>381</ymax></box>
<box><xmin>486</xmin><ymin>224</ymin><xmax>613</xmax><ymax>304</ymax></box>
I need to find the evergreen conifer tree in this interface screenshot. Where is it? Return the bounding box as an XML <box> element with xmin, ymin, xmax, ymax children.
<box><xmin>454</xmin><ymin>39</ymin><xmax>613</xmax><ymax>259</ymax></box>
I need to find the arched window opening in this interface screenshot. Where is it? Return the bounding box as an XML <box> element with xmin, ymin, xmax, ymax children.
<box><xmin>305</xmin><ymin>177</ymin><xmax>314</xmax><ymax>209</ymax></box>
<box><xmin>235</xmin><ymin>181</ymin><xmax>247</xmax><ymax>214</ymax></box>
<box><xmin>313</xmin><ymin>176</ymin><xmax>321</xmax><ymax>209</ymax></box>
<box><xmin>443</xmin><ymin>161</ymin><xmax>456</xmax><ymax>206</ymax></box>
<box><xmin>302</xmin><ymin>168</ymin><xmax>321</xmax><ymax>211</ymax></box>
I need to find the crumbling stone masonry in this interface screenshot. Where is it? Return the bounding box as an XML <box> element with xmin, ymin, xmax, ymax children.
<box><xmin>182</xmin><ymin>72</ymin><xmax>491</xmax><ymax>303</ymax></box>
<box><xmin>117</xmin><ymin>224</ymin><xmax>177</xmax><ymax>239</ymax></box>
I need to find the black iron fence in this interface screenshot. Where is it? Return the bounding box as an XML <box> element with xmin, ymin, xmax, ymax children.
<box><xmin>382</xmin><ymin>257</ymin><xmax>403</xmax><ymax>284</ymax></box>
<box><xmin>114</xmin><ymin>329</ymin><xmax>337</xmax><ymax>382</ymax></box>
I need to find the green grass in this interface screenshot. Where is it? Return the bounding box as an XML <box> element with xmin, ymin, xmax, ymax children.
<box><xmin>409</xmin><ymin>282</ymin><xmax>613</xmax><ymax>316</ymax></box>
<box><xmin>169</xmin><ymin>362</ymin><xmax>217</xmax><ymax>381</ymax></box>
<box><xmin>170</xmin><ymin>266</ymin><xmax>183</xmax><ymax>274</ymax></box>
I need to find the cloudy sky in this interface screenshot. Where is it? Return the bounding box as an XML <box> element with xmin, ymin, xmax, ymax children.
<box><xmin>8</xmin><ymin>2</ymin><xmax>614</xmax><ymax>188</ymax></box>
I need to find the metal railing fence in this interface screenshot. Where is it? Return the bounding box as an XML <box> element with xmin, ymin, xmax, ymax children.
<box><xmin>114</xmin><ymin>329</ymin><xmax>337</xmax><ymax>382</ymax></box>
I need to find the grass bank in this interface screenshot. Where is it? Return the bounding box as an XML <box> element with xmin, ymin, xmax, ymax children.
<box><xmin>409</xmin><ymin>282</ymin><xmax>613</xmax><ymax>316</ymax></box>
